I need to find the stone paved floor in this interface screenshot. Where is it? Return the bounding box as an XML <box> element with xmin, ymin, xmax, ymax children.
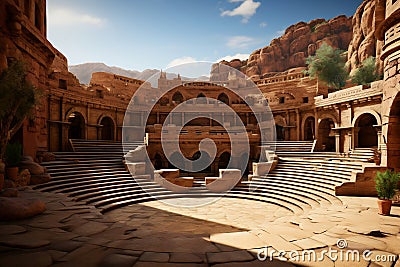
<box><xmin>0</xmin><ymin>187</ymin><xmax>399</xmax><ymax>266</ymax></box>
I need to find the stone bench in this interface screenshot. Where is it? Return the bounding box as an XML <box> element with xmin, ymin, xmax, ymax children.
<box><xmin>205</xmin><ymin>169</ymin><xmax>241</xmax><ymax>192</ymax></box>
<box><xmin>252</xmin><ymin>160</ymin><xmax>278</xmax><ymax>176</ymax></box>
<box><xmin>125</xmin><ymin>162</ymin><xmax>146</xmax><ymax>175</ymax></box>
<box><xmin>154</xmin><ymin>169</ymin><xmax>194</xmax><ymax>189</ymax></box>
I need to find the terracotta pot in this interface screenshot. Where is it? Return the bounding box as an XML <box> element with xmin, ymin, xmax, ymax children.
<box><xmin>377</xmin><ymin>199</ymin><xmax>392</xmax><ymax>216</ymax></box>
<box><xmin>6</xmin><ymin>167</ymin><xmax>19</xmax><ymax>181</ymax></box>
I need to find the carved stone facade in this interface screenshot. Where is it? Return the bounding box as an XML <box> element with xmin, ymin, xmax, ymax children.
<box><xmin>2</xmin><ymin>0</ymin><xmax>400</xmax><ymax>175</ymax></box>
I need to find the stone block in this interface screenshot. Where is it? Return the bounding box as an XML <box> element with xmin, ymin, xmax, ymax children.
<box><xmin>126</xmin><ymin>162</ymin><xmax>146</xmax><ymax>176</ymax></box>
<box><xmin>206</xmin><ymin>169</ymin><xmax>241</xmax><ymax>192</ymax></box>
<box><xmin>154</xmin><ymin>169</ymin><xmax>180</xmax><ymax>179</ymax></box>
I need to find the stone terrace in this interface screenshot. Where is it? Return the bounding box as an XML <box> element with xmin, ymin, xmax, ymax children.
<box><xmin>0</xmin><ymin>188</ymin><xmax>399</xmax><ymax>266</ymax></box>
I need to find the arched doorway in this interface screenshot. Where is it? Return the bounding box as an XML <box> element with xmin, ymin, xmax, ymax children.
<box><xmin>304</xmin><ymin>116</ymin><xmax>315</xmax><ymax>141</ymax></box>
<box><xmin>318</xmin><ymin>118</ymin><xmax>335</xmax><ymax>152</ymax></box>
<box><xmin>192</xmin><ymin>151</ymin><xmax>212</xmax><ymax>173</ymax></box>
<box><xmin>276</xmin><ymin>125</ymin><xmax>285</xmax><ymax>141</ymax></box>
<box><xmin>100</xmin><ymin>117</ymin><xmax>114</xmax><ymax>140</ymax></box>
<box><xmin>154</xmin><ymin>153</ymin><xmax>163</xmax><ymax>170</ymax></box>
<box><xmin>218</xmin><ymin>152</ymin><xmax>230</xmax><ymax>170</ymax></box>
<box><xmin>68</xmin><ymin>112</ymin><xmax>85</xmax><ymax>139</ymax></box>
<box><xmin>355</xmin><ymin>113</ymin><xmax>378</xmax><ymax>148</ymax></box>
<box><xmin>217</xmin><ymin>93</ymin><xmax>229</xmax><ymax>105</ymax></box>
<box><xmin>172</xmin><ymin>91</ymin><xmax>184</xmax><ymax>104</ymax></box>
<box><xmin>388</xmin><ymin>93</ymin><xmax>400</xmax><ymax>169</ymax></box>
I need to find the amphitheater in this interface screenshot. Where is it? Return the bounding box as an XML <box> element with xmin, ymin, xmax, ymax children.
<box><xmin>1</xmin><ymin>0</ymin><xmax>400</xmax><ymax>266</ymax></box>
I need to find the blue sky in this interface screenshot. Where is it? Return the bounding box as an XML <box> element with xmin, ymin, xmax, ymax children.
<box><xmin>47</xmin><ymin>0</ymin><xmax>363</xmax><ymax>71</ymax></box>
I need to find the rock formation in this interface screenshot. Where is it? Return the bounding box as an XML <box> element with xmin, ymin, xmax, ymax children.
<box><xmin>214</xmin><ymin>15</ymin><xmax>353</xmax><ymax>80</ymax></box>
<box><xmin>347</xmin><ymin>0</ymin><xmax>383</xmax><ymax>74</ymax></box>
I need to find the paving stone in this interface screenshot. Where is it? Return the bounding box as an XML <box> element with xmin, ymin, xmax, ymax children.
<box><xmin>0</xmin><ymin>225</ymin><xmax>27</xmax><ymax>235</ymax></box>
<box><xmin>265</xmin><ymin>224</ymin><xmax>311</xmax><ymax>241</ymax></box>
<box><xmin>368</xmin><ymin>250</ymin><xmax>398</xmax><ymax>267</ymax></box>
<box><xmin>0</xmin><ymin>235</ymin><xmax>50</xmax><ymax>249</ymax></box>
<box><xmin>99</xmin><ymin>253</ymin><xmax>138</xmax><ymax>267</ymax></box>
<box><xmin>206</xmin><ymin>250</ymin><xmax>254</xmax><ymax>264</ymax></box>
<box><xmin>291</xmin><ymin>238</ymin><xmax>327</xmax><ymax>250</ymax></box>
<box><xmin>347</xmin><ymin>236</ymin><xmax>388</xmax><ymax>251</ymax></box>
<box><xmin>212</xmin><ymin>259</ymin><xmax>296</xmax><ymax>266</ymax></box>
<box><xmin>169</xmin><ymin>252</ymin><xmax>204</xmax><ymax>263</ymax></box>
<box><xmin>310</xmin><ymin>234</ymin><xmax>340</xmax><ymax>247</ymax></box>
<box><xmin>254</xmin><ymin>230</ymin><xmax>302</xmax><ymax>251</ymax></box>
<box><xmin>134</xmin><ymin>263</ymin><xmax>206</xmax><ymax>267</ymax></box>
<box><xmin>0</xmin><ymin>251</ymin><xmax>53</xmax><ymax>267</ymax></box>
<box><xmin>48</xmin><ymin>250</ymin><xmax>68</xmax><ymax>261</ymax></box>
<box><xmin>68</xmin><ymin>221</ymin><xmax>109</xmax><ymax>236</ymax></box>
<box><xmin>210</xmin><ymin>231</ymin><xmax>265</xmax><ymax>250</ymax></box>
<box><xmin>334</xmin><ymin>256</ymin><xmax>370</xmax><ymax>267</ymax></box>
<box><xmin>139</xmin><ymin>252</ymin><xmax>169</xmax><ymax>262</ymax></box>
<box><xmin>50</xmin><ymin>240</ymin><xmax>83</xmax><ymax>252</ymax></box>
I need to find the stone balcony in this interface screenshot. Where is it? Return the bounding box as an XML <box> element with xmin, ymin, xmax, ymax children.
<box><xmin>314</xmin><ymin>81</ymin><xmax>383</xmax><ymax>107</ymax></box>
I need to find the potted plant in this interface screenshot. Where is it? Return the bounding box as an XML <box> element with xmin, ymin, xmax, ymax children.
<box><xmin>375</xmin><ymin>170</ymin><xmax>400</xmax><ymax>215</ymax></box>
<box><xmin>5</xmin><ymin>143</ymin><xmax>22</xmax><ymax>181</ymax></box>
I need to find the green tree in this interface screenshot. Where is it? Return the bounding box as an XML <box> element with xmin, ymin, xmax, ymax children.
<box><xmin>351</xmin><ymin>56</ymin><xmax>379</xmax><ymax>86</ymax></box>
<box><xmin>0</xmin><ymin>61</ymin><xmax>41</xmax><ymax>160</ymax></box>
<box><xmin>305</xmin><ymin>43</ymin><xmax>349</xmax><ymax>91</ymax></box>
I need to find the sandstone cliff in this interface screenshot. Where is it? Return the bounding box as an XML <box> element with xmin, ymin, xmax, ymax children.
<box><xmin>215</xmin><ymin>15</ymin><xmax>353</xmax><ymax>81</ymax></box>
<box><xmin>347</xmin><ymin>0</ymin><xmax>383</xmax><ymax>74</ymax></box>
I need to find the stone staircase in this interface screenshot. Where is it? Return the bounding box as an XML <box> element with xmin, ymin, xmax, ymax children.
<box><xmin>34</xmin><ymin>140</ymin><xmax>364</xmax><ymax>215</ymax></box>
<box><xmin>349</xmin><ymin>148</ymin><xmax>375</xmax><ymax>162</ymax></box>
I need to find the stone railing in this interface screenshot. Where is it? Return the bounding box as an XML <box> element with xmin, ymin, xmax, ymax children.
<box><xmin>315</xmin><ymin>81</ymin><xmax>383</xmax><ymax>107</ymax></box>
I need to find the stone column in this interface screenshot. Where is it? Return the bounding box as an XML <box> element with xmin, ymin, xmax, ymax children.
<box><xmin>353</xmin><ymin>127</ymin><xmax>360</xmax><ymax>149</ymax></box>
<box><xmin>335</xmin><ymin>132</ymin><xmax>340</xmax><ymax>153</ymax></box>
<box><xmin>348</xmin><ymin>132</ymin><xmax>353</xmax><ymax>152</ymax></box>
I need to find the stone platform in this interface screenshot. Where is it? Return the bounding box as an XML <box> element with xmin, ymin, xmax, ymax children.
<box><xmin>0</xmin><ymin>187</ymin><xmax>399</xmax><ymax>266</ymax></box>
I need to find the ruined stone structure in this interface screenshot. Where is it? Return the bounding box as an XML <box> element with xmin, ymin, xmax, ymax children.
<box><xmin>1</xmin><ymin>0</ymin><xmax>400</xmax><ymax>179</ymax></box>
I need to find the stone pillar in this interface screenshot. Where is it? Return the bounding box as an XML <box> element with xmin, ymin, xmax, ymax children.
<box><xmin>353</xmin><ymin>127</ymin><xmax>360</xmax><ymax>149</ymax></box>
<box><xmin>348</xmin><ymin>132</ymin><xmax>353</xmax><ymax>152</ymax></box>
<box><xmin>335</xmin><ymin>133</ymin><xmax>340</xmax><ymax>153</ymax></box>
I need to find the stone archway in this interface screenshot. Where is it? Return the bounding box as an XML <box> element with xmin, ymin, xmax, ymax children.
<box><xmin>100</xmin><ymin>116</ymin><xmax>115</xmax><ymax>141</ymax></box>
<box><xmin>154</xmin><ymin>153</ymin><xmax>163</xmax><ymax>170</ymax></box>
<box><xmin>355</xmin><ymin>113</ymin><xmax>378</xmax><ymax>148</ymax></box>
<box><xmin>387</xmin><ymin>93</ymin><xmax>400</xmax><ymax>169</ymax></box>
<box><xmin>218</xmin><ymin>151</ymin><xmax>231</xmax><ymax>170</ymax></box>
<box><xmin>172</xmin><ymin>91</ymin><xmax>184</xmax><ymax>104</ymax></box>
<box><xmin>304</xmin><ymin>116</ymin><xmax>315</xmax><ymax>141</ymax></box>
<box><xmin>217</xmin><ymin>93</ymin><xmax>229</xmax><ymax>105</ymax></box>
<box><xmin>68</xmin><ymin>112</ymin><xmax>85</xmax><ymax>140</ymax></box>
<box><xmin>317</xmin><ymin>118</ymin><xmax>335</xmax><ymax>152</ymax></box>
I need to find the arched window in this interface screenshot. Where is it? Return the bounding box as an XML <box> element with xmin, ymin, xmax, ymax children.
<box><xmin>196</xmin><ymin>93</ymin><xmax>207</xmax><ymax>104</ymax></box>
<box><xmin>172</xmin><ymin>92</ymin><xmax>184</xmax><ymax>104</ymax></box>
<box><xmin>217</xmin><ymin>93</ymin><xmax>229</xmax><ymax>105</ymax></box>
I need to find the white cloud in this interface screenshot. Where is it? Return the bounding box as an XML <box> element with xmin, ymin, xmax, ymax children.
<box><xmin>221</xmin><ymin>0</ymin><xmax>261</xmax><ymax>23</ymax></box>
<box><xmin>166</xmin><ymin>56</ymin><xmax>198</xmax><ymax>68</ymax></box>
<box><xmin>217</xmin><ymin>53</ymin><xmax>249</xmax><ymax>62</ymax></box>
<box><xmin>226</xmin><ymin>36</ymin><xmax>261</xmax><ymax>49</ymax></box>
<box><xmin>49</xmin><ymin>7</ymin><xmax>106</xmax><ymax>27</ymax></box>
<box><xmin>259</xmin><ymin>22</ymin><xmax>267</xmax><ymax>28</ymax></box>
